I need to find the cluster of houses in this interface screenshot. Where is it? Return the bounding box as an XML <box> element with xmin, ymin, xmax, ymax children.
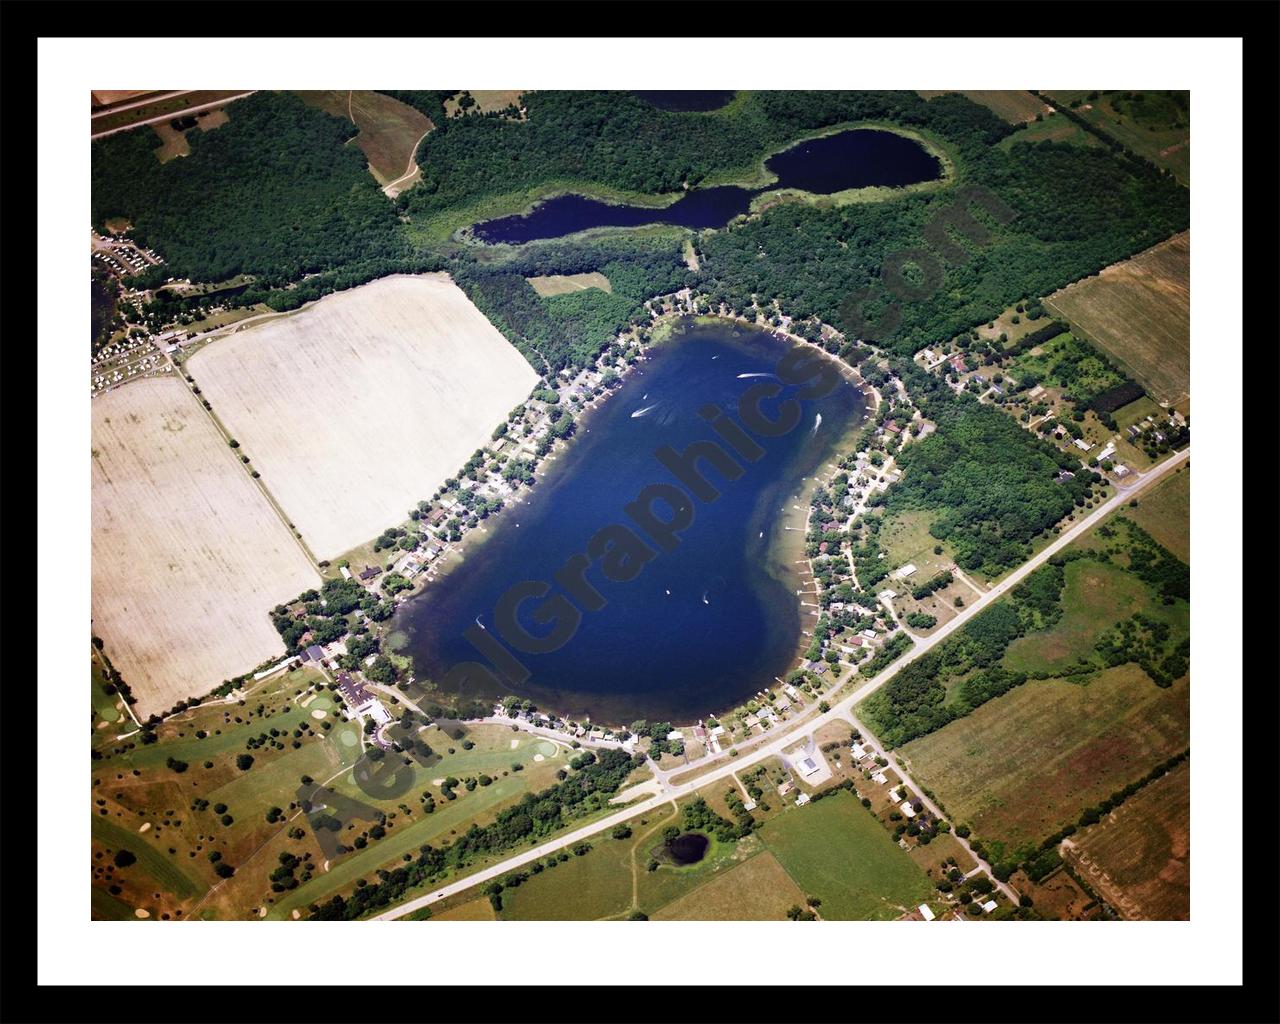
<box><xmin>90</xmin><ymin>336</ymin><xmax>168</xmax><ymax>395</ymax></box>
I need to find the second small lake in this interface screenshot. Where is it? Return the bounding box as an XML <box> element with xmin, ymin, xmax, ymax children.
<box><xmin>471</xmin><ymin>128</ymin><xmax>942</xmax><ymax>245</ymax></box>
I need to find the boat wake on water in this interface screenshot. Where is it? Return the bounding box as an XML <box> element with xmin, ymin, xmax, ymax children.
<box><xmin>631</xmin><ymin>404</ymin><xmax>656</xmax><ymax>419</ymax></box>
<box><xmin>811</xmin><ymin>412</ymin><xmax>822</xmax><ymax>435</ymax></box>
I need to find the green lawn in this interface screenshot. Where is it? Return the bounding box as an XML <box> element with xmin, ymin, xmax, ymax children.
<box><xmin>1002</xmin><ymin>559</ymin><xmax>1152</xmax><ymax>676</ymax></box>
<box><xmin>651</xmin><ymin>850</ymin><xmax>807</xmax><ymax>920</ymax></box>
<box><xmin>92</xmin><ymin>815</ymin><xmax>203</xmax><ymax>900</ymax></box>
<box><xmin>758</xmin><ymin>790</ymin><xmax>933</xmax><ymax>920</ymax></box>
<box><xmin>91</xmin><ymin>659</ymin><xmax>124</xmax><ymax>725</ymax></box>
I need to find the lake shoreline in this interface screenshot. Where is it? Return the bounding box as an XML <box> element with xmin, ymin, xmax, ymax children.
<box><xmin>393</xmin><ymin>304</ymin><xmax>879</xmax><ymax>732</ymax></box>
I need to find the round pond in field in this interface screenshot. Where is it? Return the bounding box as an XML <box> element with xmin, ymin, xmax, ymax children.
<box><xmin>663</xmin><ymin>832</ymin><xmax>710</xmax><ymax>866</ymax></box>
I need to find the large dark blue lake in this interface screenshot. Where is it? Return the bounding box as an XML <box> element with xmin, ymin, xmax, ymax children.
<box><xmin>471</xmin><ymin>128</ymin><xmax>941</xmax><ymax>245</ymax></box>
<box><xmin>393</xmin><ymin>319</ymin><xmax>868</xmax><ymax>724</ymax></box>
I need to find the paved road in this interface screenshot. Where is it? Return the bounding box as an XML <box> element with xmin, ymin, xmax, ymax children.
<box><xmin>91</xmin><ymin>92</ymin><xmax>257</xmax><ymax>140</ymax></box>
<box><xmin>373</xmin><ymin>447</ymin><xmax>1189</xmax><ymax>920</ymax></box>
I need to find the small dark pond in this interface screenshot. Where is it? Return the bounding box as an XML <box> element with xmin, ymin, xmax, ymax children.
<box><xmin>665</xmin><ymin>832</ymin><xmax>710</xmax><ymax>865</ymax></box>
<box><xmin>633</xmin><ymin>91</ymin><xmax>737</xmax><ymax>112</ymax></box>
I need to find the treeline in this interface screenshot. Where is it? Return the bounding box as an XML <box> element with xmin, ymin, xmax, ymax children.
<box><xmin>398</xmin><ymin>90</ymin><xmax>1012</xmax><ymax>224</ymax></box>
<box><xmin>91</xmin><ymin>91</ymin><xmax>409</xmax><ymax>286</ymax></box>
<box><xmin>308</xmin><ymin>748</ymin><xmax>642</xmax><ymax>919</ymax></box>
<box><xmin>972</xmin><ymin>749</ymin><xmax>1189</xmax><ymax>882</ymax></box>
<box><xmin>699</xmin><ymin>129</ymin><xmax>1188</xmax><ymax>357</ymax></box>
<box><xmin>1120</xmin><ymin>519</ymin><xmax>1189</xmax><ymax>601</ymax></box>
<box><xmin>1003</xmin><ymin>319</ymin><xmax>1069</xmax><ymax>358</ymax></box>
<box><xmin>859</xmin><ymin>564</ymin><xmax>1066</xmax><ymax>747</ymax></box>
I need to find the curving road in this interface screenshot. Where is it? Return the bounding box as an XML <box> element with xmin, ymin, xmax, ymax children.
<box><xmin>373</xmin><ymin>447</ymin><xmax>1189</xmax><ymax>920</ymax></box>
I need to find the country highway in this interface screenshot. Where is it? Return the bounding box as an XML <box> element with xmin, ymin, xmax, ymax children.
<box><xmin>373</xmin><ymin>446</ymin><xmax>1189</xmax><ymax>920</ymax></box>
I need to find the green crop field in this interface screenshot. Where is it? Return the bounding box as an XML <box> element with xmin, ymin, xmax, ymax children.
<box><xmin>757</xmin><ymin>790</ymin><xmax>933</xmax><ymax>920</ymax></box>
<box><xmin>1126</xmin><ymin>467</ymin><xmax>1190</xmax><ymax>563</ymax></box>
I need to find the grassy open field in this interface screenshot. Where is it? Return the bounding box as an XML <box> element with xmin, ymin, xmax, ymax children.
<box><xmin>652</xmin><ymin>851</ymin><xmax>807</xmax><ymax>920</ymax></box>
<box><xmin>757</xmin><ymin>789</ymin><xmax>934</xmax><ymax>920</ymax></box>
<box><xmin>918</xmin><ymin>90</ymin><xmax>1049</xmax><ymax>125</ymax></box>
<box><xmin>1002</xmin><ymin>559</ymin><xmax>1164</xmax><ymax>676</ymax></box>
<box><xmin>91</xmin><ymin>379</ymin><xmax>319</xmax><ymax>716</ymax></box>
<box><xmin>445</xmin><ymin>90</ymin><xmax>524</xmax><ymax>117</ymax></box>
<box><xmin>1046</xmin><ymin>91</ymin><xmax>1190</xmax><ymax>184</ymax></box>
<box><xmin>297</xmin><ymin>90</ymin><xmax>433</xmax><ymax>186</ymax></box>
<box><xmin>997</xmin><ymin>110</ymin><xmax>1102</xmax><ymax>151</ymax></box>
<box><xmin>1061</xmin><ymin>759</ymin><xmax>1189</xmax><ymax>920</ymax></box>
<box><xmin>263</xmin><ymin>724</ymin><xmax>567</xmax><ymax>919</ymax></box>
<box><xmin>188</xmin><ymin>274</ymin><xmax>538</xmax><ymax>561</ymax></box>
<box><xmin>901</xmin><ymin>665</ymin><xmax>1188</xmax><ymax>860</ymax></box>
<box><xmin>525</xmin><ymin>272</ymin><xmax>612</xmax><ymax>297</ymax></box>
<box><xmin>1126</xmin><ymin>465</ymin><xmax>1190</xmax><ymax>563</ymax></box>
<box><xmin>1045</xmin><ymin>231</ymin><xmax>1190</xmax><ymax>409</ymax></box>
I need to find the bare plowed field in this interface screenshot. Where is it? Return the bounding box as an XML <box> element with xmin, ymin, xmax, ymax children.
<box><xmin>1061</xmin><ymin>759</ymin><xmax>1189</xmax><ymax>920</ymax></box>
<box><xmin>91</xmin><ymin>379</ymin><xmax>318</xmax><ymax>715</ymax></box>
<box><xmin>187</xmin><ymin>274</ymin><xmax>537</xmax><ymax>560</ymax></box>
<box><xmin>1045</xmin><ymin>231</ymin><xmax>1190</xmax><ymax>409</ymax></box>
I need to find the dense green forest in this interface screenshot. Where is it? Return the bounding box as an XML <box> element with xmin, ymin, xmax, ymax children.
<box><xmin>398</xmin><ymin>90</ymin><xmax>1011</xmax><ymax>221</ymax></box>
<box><xmin>454</xmin><ymin>235</ymin><xmax>691</xmax><ymax>370</ymax></box>
<box><xmin>91</xmin><ymin>90</ymin><xmax>1185</xmax><ymax>377</ymax></box>
<box><xmin>91</xmin><ymin>91</ymin><xmax>408</xmax><ymax>286</ymax></box>
<box><xmin>699</xmin><ymin>139</ymin><xmax>1188</xmax><ymax>356</ymax></box>
<box><xmin>868</xmin><ymin>358</ymin><xmax>1101</xmax><ymax>576</ymax></box>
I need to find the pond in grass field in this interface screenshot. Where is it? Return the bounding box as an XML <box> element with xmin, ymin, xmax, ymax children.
<box><xmin>663</xmin><ymin>832</ymin><xmax>710</xmax><ymax>865</ymax></box>
<box><xmin>394</xmin><ymin>318</ymin><xmax>868</xmax><ymax>724</ymax></box>
<box><xmin>470</xmin><ymin>128</ymin><xmax>943</xmax><ymax>244</ymax></box>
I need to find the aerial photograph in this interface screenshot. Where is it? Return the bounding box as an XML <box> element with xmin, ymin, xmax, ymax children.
<box><xmin>88</xmin><ymin>85</ymin><xmax>1194</xmax><ymax>926</ymax></box>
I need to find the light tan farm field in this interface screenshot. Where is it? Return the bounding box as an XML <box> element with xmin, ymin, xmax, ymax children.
<box><xmin>151</xmin><ymin>121</ymin><xmax>190</xmax><ymax>163</ymax></box>
<box><xmin>918</xmin><ymin>90</ymin><xmax>1050</xmax><ymax>125</ymax></box>
<box><xmin>1061</xmin><ymin>759</ymin><xmax>1189</xmax><ymax>920</ymax></box>
<box><xmin>91</xmin><ymin>379</ymin><xmax>319</xmax><ymax>717</ymax></box>
<box><xmin>525</xmin><ymin>272</ymin><xmax>612</xmax><ymax>297</ymax></box>
<box><xmin>188</xmin><ymin>274</ymin><xmax>538</xmax><ymax>561</ymax></box>
<box><xmin>297</xmin><ymin>91</ymin><xmax>433</xmax><ymax>186</ymax></box>
<box><xmin>1045</xmin><ymin>231</ymin><xmax>1190</xmax><ymax>409</ymax></box>
<box><xmin>445</xmin><ymin>90</ymin><xmax>524</xmax><ymax>117</ymax></box>
<box><xmin>900</xmin><ymin>665</ymin><xmax>1188</xmax><ymax>857</ymax></box>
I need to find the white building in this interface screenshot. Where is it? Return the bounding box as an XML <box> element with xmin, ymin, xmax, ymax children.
<box><xmin>918</xmin><ymin>904</ymin><xmax>935</xmax><ymax>922</ymax></box>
